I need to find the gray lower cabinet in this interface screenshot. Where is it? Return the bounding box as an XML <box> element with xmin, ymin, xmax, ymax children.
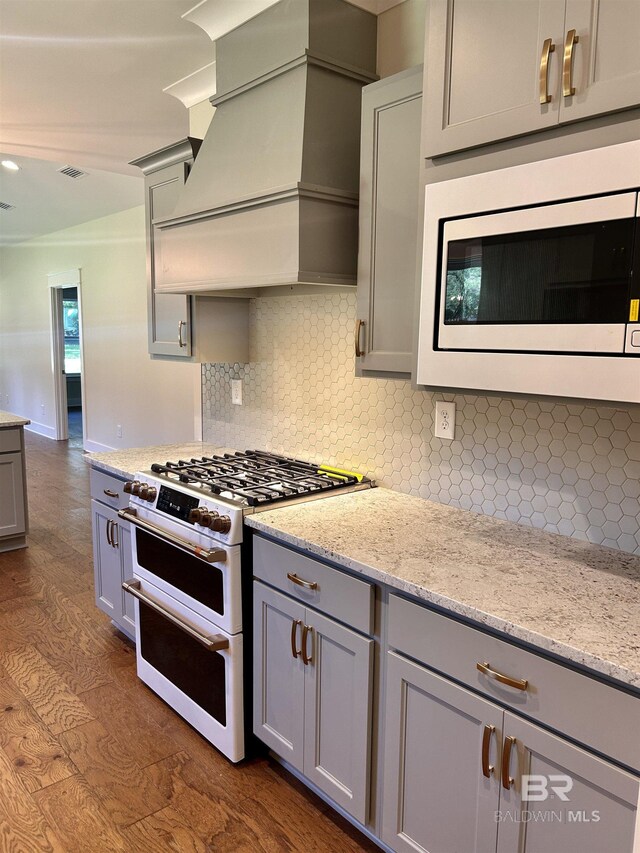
<box><xmin>0</xmin><ymin>427</ymin><xmax>28</xmax><ymax>551</ymax></box>
<box><xmin>382</xmin><ymin>654</ymin><xmax>639</xmax><ymax>853</ymax></box>
<box><xmin>356</xmin><ymin>66</ymin><xmax>423</xmax><ymax>377</ymax></box>
<box><xmin>131</xmin><ymin>140</ymin><xmax>249</xmax><ymax>363</ymax></box>
<box><xmin>424</xmin><ymin>0</ymin><xmax>640</xmax><ymax>157</ymax></box>
<box><xmin>253</xmin><ymin>579</ymin><xmax>373</xmax><ymax>824</ymax></box>
<box><xmin>90</xmin><ymin>470</ymin><xmax>135</xmax><ymax>640</ymax></box>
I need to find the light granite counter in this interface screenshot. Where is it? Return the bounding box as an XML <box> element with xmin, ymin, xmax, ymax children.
<box><xmin>85</xmin><ymin>443</ymin><xmax>234</xmax><ymax>479</ymax></box>
<box><xmin>0</xmin><ymin>411</ymin><xmax>30</xmax><ymax>428</ymax></box>
<box><xmin>245</xmin><ymin>487</ymin><xmax>640</xmax><ymax>690</ymax></box>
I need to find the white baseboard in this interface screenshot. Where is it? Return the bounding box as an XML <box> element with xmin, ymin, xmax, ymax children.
<box><xmin>84</xmin><ymin>439</ymin><xmax>116</xmax><ymax>453</ymax></box>
<box><xmin>25</xmin><ymin>421</ymin><xmax>57</xmax><ymax>439</ymax></box>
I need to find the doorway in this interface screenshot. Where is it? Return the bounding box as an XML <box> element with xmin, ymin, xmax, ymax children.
<box><xmin>49</xmin><ymin>269</ymin><xmax>86</xmax><ymax>447</ymax></box>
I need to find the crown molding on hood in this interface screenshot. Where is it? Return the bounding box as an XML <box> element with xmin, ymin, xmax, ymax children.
<box><xmin>183</xmin><ymin>0</ymin><xmax>404</xmax><ymax>43</ymax></box>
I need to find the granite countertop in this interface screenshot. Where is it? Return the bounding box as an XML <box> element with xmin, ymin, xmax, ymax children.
<box><xmin>0</xmin><ymin>411</ymin><xmax>30</xmax><ymax>428</ymax></box>
<box><xmin>245</xmin><ymin>487</ymin><xmax>640</xmax><ymax>690</ymax></box>
<box><xmin>86</xmin><ymin>443</ymin><xmax>234</xmax><ymax>479</ymax></box>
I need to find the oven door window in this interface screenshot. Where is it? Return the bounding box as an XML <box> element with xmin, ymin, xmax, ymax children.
<box><xmin>135</xmin><ymin>529</ymin><xmax>224</xmax><ymax>616</ymax></box>
<box><xmin>139</xmin><ymin>601</ymin><xmax>227</xmax><ymax>725</ymax></box>
<box><xmin>444</xmin><ymin>216</ymin><xmax>635</xmax><ymax>327</ymax></box>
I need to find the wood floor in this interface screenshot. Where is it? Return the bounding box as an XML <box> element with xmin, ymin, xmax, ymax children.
<box><xmin>0</xmin><ymin>433</ymin><xmax>379</xmax><ymax>852</ymax></box>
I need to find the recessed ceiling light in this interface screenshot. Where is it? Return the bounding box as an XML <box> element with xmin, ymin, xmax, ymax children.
<box><xmin>1</xmin><ymin>160</ymin><xmax>20</xmax><ymax>172</ymax></box>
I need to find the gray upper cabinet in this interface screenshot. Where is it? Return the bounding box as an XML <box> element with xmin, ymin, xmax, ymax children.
<box><xmin>561</xmin><ymin>0</ymin><xmax>640</xmax><ymax>123</ymax></box>
<box><xmin>135</xmin><ymin>141</ymin><xmax>198</xmax><ymax>359</ymax></box>
<box><xmin>424</xmin><ymin>0</ymin><xmax>640</xmax><ymax>158</ymax></box>
<box><xmin>356</xmin><ymin>66</ymin><xmax>423</xmax><ymax>377</ymax></box>
<box><xmin>132</xmin><ymin>140</ymin><xmax>250</xmax><ymax>363</ymax></box>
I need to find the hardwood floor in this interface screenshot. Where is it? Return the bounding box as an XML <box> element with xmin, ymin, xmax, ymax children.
<box><xmin>0</xmin><ymin>433</ymin><xmax>379</xmax><ymax>852</ymax></box>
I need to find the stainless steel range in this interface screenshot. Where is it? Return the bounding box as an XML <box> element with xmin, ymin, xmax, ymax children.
<box><xmin>119</xmin><ymin>450</ymin><xmax>373</xmax><ymax>763</ymax></box>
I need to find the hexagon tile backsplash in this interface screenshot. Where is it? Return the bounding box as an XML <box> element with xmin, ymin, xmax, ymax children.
<box><xmin>203</xmin><ymin>292</ymin><xmax>640</xmax><ymax>555</ymax></box>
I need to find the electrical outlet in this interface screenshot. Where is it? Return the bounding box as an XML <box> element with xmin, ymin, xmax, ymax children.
<box><xmin>231</xmin><ymin>379</ymin><xmax>243</xmax><ymax>406</ymax></box>
<box><xmin>116</xmin><ymin>424</ymin><xmax>123</xmax><ymax>439</ymax></box>
<box><xmin>434</xmin><ymin>401</ymin><xmax>455</xmax><ymax>440</ymax></box>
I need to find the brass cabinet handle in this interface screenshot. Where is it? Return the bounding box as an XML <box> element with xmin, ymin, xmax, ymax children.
<box><xmin>301</xmin><ymin>624</ymin><xmax>314</xmax><ymax>665</ymax></box>
<box><xmin>106</xmin><ymin>519</ymin><xmax>113</xmax><ymax>547</ymax></box>
<box><xmin>502</xmin><ymin>735</ymin><xmax>516</xmax><ymax>789</ymax></box>
<box><xmin>177</xmin><ymin>319</ymin><xmax>187</xmax><ymax>348</ymax></box>
<box><xmin>481</xmin><ymin>724</ymin><xmax>495</xmax><ymax>778</ymax></box>
<box><xmin>286</xmin><ymin>572</ymin><xmax>318</xmax><ymax>591</ymax></box>
<box><xmin>291</xmin><ymin>619</ymin><xmax>302</xmax><ymax>659</ymax></box>
<box><xmin>122</xmin><ymin>579</ymin><xmax>230</xmax><ymax>652</ymax></box>
<box><xmin>539</xmin><ymin>38</ymin><xmax>555</xmax><ymax>104</ymax></box>
<box><xmin>111</xmin><ymin>522</ymin><xmax>119</xmax><ymax>549</ymax></box>
<box><xmin>103</xmin><ymin>489</ymin><xmax>119</xmax><ymax>499</ymax></box>
<box><xmin>354</xmin><ymin>319</ymin><xmax>365</xmax><ymax>357</ymax></box>
<box><xmin>563</xmin><ymin>28</ymin><xmax>579</xmax><ymax>97</ymax></box>
<box><xmin>477</xmin><ymin>661</ymin><xmax>528</xmax><ymax>691</ymax></box>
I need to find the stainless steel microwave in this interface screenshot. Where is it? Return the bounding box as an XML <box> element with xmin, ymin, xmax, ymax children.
<box><xmin>417</xmin><ymin>141</ymin><xmax>640</xmax><ymax>403</ymax></box>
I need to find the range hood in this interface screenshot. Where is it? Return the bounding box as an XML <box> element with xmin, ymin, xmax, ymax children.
<box><xmin>152</xmin><ymin>0</ymin><xmax>377</xmax><ymax>295</ymax></box>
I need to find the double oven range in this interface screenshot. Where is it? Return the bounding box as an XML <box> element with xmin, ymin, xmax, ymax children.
<box><xmin>118</xmin><ymin>450</ymin><xmax>372</xmax><ymax>763</ymax></box>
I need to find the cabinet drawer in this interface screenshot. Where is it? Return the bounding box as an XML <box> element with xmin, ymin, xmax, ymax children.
<box><xmin>90</xmin><ymin>468</ymin><xmax>129</xmax><ymax>509</ymax></box>
<box><xmin>0</xmin><ymin>429</ymin><xmax>21</xmax><ymax>454</ymax></box>
<box><xmin>253</xmin><ymin>536</ymin><xmax>373</xmax><ymax>636</ymax></box>
<box><xmin>388</xmin><ymin>594</ymin><xmax>640</xmax><ymax>770</ymax></box>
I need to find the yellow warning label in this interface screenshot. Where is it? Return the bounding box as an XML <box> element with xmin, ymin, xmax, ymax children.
<box><xmin>630</xmin><ymin>300</ymin><xmax>640</xmax><ymax>323</ymax></box>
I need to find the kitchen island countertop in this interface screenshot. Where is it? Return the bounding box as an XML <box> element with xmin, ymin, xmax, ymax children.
<box><xmin>245</xmin><ymin>487</ymin><xmax>640</xmax><ymax>690</ymax></box>
<box><xmin>0</xmin><ymin>411</ymin><xmax>30</xmax><ymax>428</ymax></box>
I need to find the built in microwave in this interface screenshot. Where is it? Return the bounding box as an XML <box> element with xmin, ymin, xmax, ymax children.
<box><xmin>439</xmin><ymin>192</ymin><xmax>639</xmax><ymax>356</ymax></box>
<box><xmin>417</xmin><ymin>141</ymin><xmax>640</xmax><ymax>403</ymax></box>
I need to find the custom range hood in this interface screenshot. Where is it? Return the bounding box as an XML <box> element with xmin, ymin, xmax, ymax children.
<box><xmin>153</xmin><ymin>0</ymin><xmax>377</xmax><ymax>294</ymax></box>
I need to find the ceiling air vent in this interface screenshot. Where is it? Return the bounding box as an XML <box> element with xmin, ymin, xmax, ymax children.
<box><xmin>0</xmin><ymin>201</ymin><xmax>15</xmax><ymax>211</ymax></box>
<box><xmin>57</xmin><ymin>165</ymin><xmax>87</xmax><ymax>180</ymax></box>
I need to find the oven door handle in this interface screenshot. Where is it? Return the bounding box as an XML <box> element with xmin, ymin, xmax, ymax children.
<box><xmin>122</xmin><ymin>579</ymin><xmax>230</xmax><ymax>652</ymax></box>
<box><xmin>118</xmin><ymin>507</ymin><xmax>227</xmax><ymax>563</ymax></box>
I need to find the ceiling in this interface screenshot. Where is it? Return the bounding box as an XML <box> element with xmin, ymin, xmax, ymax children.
<box><xmin>0</xmin><ymin>0</ymin><xmax>215</xmax><ymax>245</ymax></box>
<box><xmin>0</xmin><ymin>0</ymin><xmax>404</xmax><ymax>246</ymax></box>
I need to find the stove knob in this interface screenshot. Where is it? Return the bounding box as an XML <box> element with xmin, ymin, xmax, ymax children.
<box><xmin>131</xmin><ymin>482</ymin><xmax>142</xmax><ymax>496</ymax></box>
<box><xmin>145</xmin><ymin>487</ymin><xmax>157</xmax><ymax>502</ymax></box>
<box><xmin>123</xmin><ymin>480</ymin><xmax>138</xmax><ymax>494</ymax></box>
<box><xmin>188</xmin><ymin>508</ymin><xmax>204</xmax><ymax>524</ymax></box>
<box><xmin>199</xmin><ymin>511</ymin><xmax>214</xmax><ymax>528</ymax></box>
<box><xmin>139</xmin><ymin>485</ymin><xmax>156</xmax><ymax>502</ymax></box>
<box><xmin>211</xmin><ymin>515</ymin><xmax>231</xmax><ymax>534</ymax></box>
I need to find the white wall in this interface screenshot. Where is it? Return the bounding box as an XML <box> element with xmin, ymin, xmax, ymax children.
<box><xmin>0</xmin><ymin>205</ymin><xmax>200</xmax><ymax>450</ymax></box>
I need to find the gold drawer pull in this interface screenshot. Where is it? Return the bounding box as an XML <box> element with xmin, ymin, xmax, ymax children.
<box><xmin>103</xmin><ymin>489</ymin><xmax>120</xmax><ymax>498</ymax></box>
<box><xmin>301</xmin><ymin>624</ymin><xmax>314</xmax><ymax>665</ymax></box>
<box><xmin>539</xmin><ymin>37</ymin><xmax>555</xmax><ymax>104</ymax></box>
<box><xmin>286</xmin><ymin>572</ymin><xmax>318</xmax><ymax>591</ymax></box>
<box><xmin>502</xmin><ymin>735</ymin><xmax>516</xmax><ymax>790</ymax></box>
<box><xmin>481</xmin><ymin>724</ymin><xmax>495</xmax><ymax>778</ymax></box>
<box><xmin>563</xmin><ymin>28</ymin><xmax>579</xmax><ymax>97</ymax></box>
<box><xmin>477</xmin><ymin>661</ymin><xmax>528</xmax><ymax>691</ymax></box>
<box><xmin>291</xmin><ymin>619</ymin><xmax>302</xmax><ymax>659</ymax></box>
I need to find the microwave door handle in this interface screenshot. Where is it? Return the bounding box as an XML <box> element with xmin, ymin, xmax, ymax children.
<box><xmin>118</xmin><ymin>507</ymin><xmax>227</xmax><ymax>563</ymax></box>
<box><xmin>122</xmin><ymin>579</ymin><xmax>229</xmax><ymax>652</ymax></box>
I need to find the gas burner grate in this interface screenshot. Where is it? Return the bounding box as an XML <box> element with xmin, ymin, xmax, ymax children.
<box><xmin>149</xmin><ymin>451</ymin><xmax>367</xmax><ymax>507</ymax></box>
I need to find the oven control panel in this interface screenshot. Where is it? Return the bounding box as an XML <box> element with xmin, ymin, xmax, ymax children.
<box><xmin>156</xmin><ymin>486</ymin><xmax>200</xmax><ymax>522</ymax></box>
